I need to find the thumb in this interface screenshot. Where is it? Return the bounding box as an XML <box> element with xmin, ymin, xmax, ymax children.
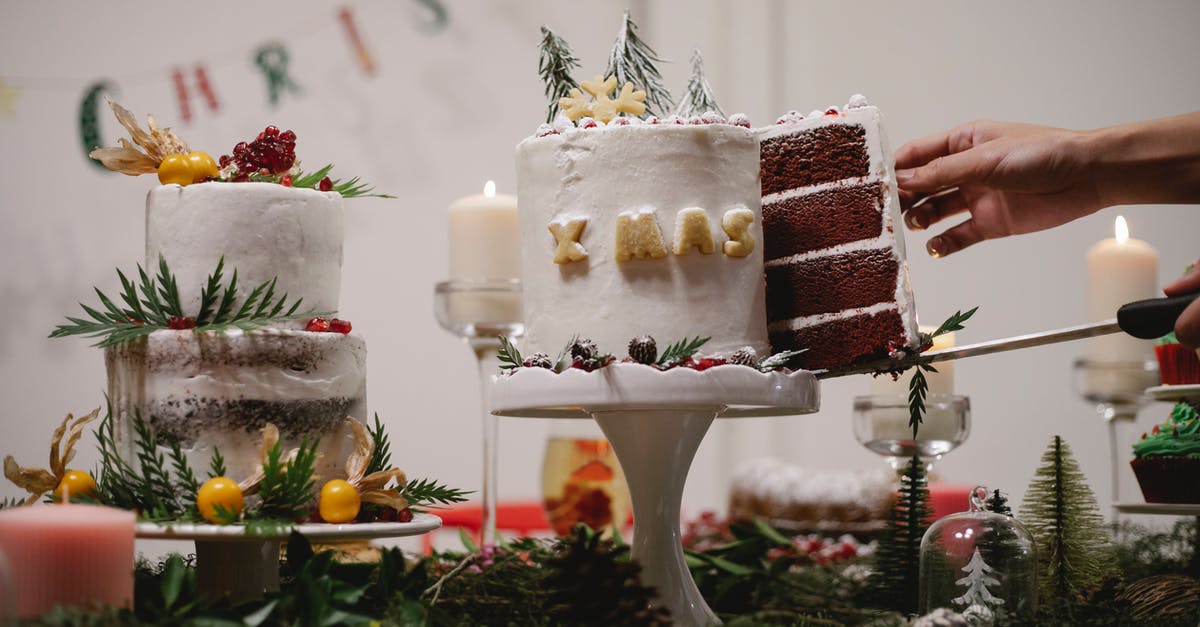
<box><xmin>1164</xmin><ymin>262</ymin><xmax>1200</xmax><ymax>296</ymax></box>
<box><xmin>896</xmin><ymin>147</ymin><xmax>992</xmax><ymax>193</ymax></box>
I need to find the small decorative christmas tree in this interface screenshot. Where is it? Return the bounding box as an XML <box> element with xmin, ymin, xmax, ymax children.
<box><xmin>867</xmin><ymin>455</ymin><xmax>933</xmax><ymax>614</ymax></box>
<box><xmin>986</xmin><ymin>488</ymin><xmax>1012</xmax><ymax>516</ymax></box>
<box><xmin>1018</xmin><ymin>435</ymin><xmax>1116</xmax><ymax>602</ymax></box>
<box><xmin>674</xmin><ymin>48</ymin><xmax>723</xmax><ymax>117</ymax></box>
<box><xmin>538</xmin><ymin>25</ymin><xmax>580</xmax><ymax>123</ymax></box>
<box><xmin>605</xmin><ymin>10</ymin><xmax>673</xmax><ymax>116</ymax></box>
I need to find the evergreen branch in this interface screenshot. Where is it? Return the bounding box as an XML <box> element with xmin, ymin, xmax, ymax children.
<box><xmin>554</xmin><ymin>334</ymin><xmax>577</xmax><ymax>372</ymax></box>
<box><xmin>605</xmin><ymin>10</ymin><xmax>673</xmax><ymax>116</ymax></box>
<box><xmin>194</xmin><ymin>257</ymin><xmax>225</xmax><ymax>326</ymax></box>
<box><xmin>932</xmin><ymin>306</ymin><xmax>978</xmax><ymax>338</ymax></box>
<box><xmin>208</xmin><ymin>448</ymin><xmax>227</xmax><ymax>479</ymax></box>
<box><xmin>757</xmin><ymin>349</ymin><xmax>807</xmax><ymax>372</ymax></box>
<box><xmin>657</xmin><ymin>336</ymin><xmax>710</xmax><ymax>367</ymax></box>
<box><xmin>52</xmin><ymin>258</ymin><xmax>317</xmax><ymax>347</ymax></box>
<box><xmin>538</xmin><ymin>25</ymin><xmax>580</xmax><ymax>122</ymax></box>
<box><xmin>907</xmin><ymin>364</ymin><xmax>932</xmax><ymax>436</ymax></box>
<box><xmin>131</xmin><ymin>414</ymin><xmax>186</xmax><ymax>521</ymax></box>
<box><xmin>292</xmin><ymin>164</ymin><xmax>394</xmax><ymax>198</ymax></box>
<box><xmin>498</xmin><ymin>335</ymin><xmax>523</xmax><ymax>370</ymax></box>
<box><xmin>674</xmin><ymin>48</ymin><xmax>723</xmax><ymax>117</ymax></box>
<box><xmin>366</xmin><ymin>414</ymin><xmax>392</xmax><ymax>476</ymax></box>
<box><xmin>167</xmin><ymin>438</ymin><xmax>200</xmax><ymax>519</ymax></box>
<box><xmin>256</xmin><ymin>436</ymin><xmax>319</xmax><ymax>522</ymax></box>
<box><xmin>402</xmin><ymin>477</ymin><xmax>471</xmax><ymax>512</ymax></box>
<box><xmin>291</xmin><ymin>164</ymin><xmax>334</xmax><ymax>189</ymax></box>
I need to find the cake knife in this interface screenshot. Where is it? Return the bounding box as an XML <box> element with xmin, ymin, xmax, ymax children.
<box><xmin>816</xmin><ymin>290</ymin><xmax>1199</xmax><ymax>379</ymax></box>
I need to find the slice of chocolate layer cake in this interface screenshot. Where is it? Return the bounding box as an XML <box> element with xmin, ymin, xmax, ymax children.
<box><xmin>757</xmin><ymin>96</ymin><xmax>918</xmax><ymax>370</ymax></box>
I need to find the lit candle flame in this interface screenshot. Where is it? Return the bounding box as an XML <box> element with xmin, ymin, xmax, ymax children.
<box><xmin>484</xmin><ymin>180</ymin><xmax>496</xmax><ymax>198</ymax></box>
<box><xmin>1115</xmin><ymin>215</ymin><xmax>1129</xmax><ymax>244</ymax></box>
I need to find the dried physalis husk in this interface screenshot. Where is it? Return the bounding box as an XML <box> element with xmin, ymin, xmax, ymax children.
<box><xmin>342</xmin><ymin>418</ymin><xmax>409</xmax><ymax>511</ymax></box>
<box><xmin>88</xmin><ymin>99</ymin><xmax>190</xmax><ymax>175</ymax></box>
<box><xmin>3</xmin><ymin>408</ymin><xmax>100</xmax><ymax>504</ymax></box>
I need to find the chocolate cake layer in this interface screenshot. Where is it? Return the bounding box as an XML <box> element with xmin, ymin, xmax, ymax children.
<box><xmin>766</xmin><ymin>248</ymin><xmax>900</xmax><ymax>320</ymax></box>
<box><xmin>769</xmin><ymin>308</ymin><xmax>908</xmax><ymax>371</ymax></box>
<box><xmin>760</xmin><ymin>124</ymin><xmax>869</xmax><ymax>196</ymax></box>
<box><xmin>762</xmin><ymin>181</ymin><xmax>885</xmax><ymax>261</ymax></box>
<box><xmin>147</xmin><ymin>397</ymin><xmax>358</xmax><ymax>446</ymax></box>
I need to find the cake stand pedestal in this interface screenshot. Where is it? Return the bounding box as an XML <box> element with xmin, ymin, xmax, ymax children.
<box><xmin>491</xmin><ymin>364</ymin><xmax>820</xmax><ymax>626</ymax></box>
<box><xmin>136</xmin><ymin>514</ymin><xmax>441</xmax><ymax>603</ymax></box>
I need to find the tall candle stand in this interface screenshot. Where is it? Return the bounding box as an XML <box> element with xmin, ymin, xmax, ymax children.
<box><xmin>1072</xmin><ymin>357</ymin><xmax>1158</xmax><ymax>521</ymax></box>
<box><xmin>434</xmin><ymin>279</ymin><xmax>523</xmax><ymax>545</ymax></box>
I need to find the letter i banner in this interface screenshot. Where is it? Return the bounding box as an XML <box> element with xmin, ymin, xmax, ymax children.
<box><xmin>338</xmin><ymin>6</ymin><xmax>376</xmax><ymax>77</ymax></box>
<box><xmin>172</xmin><ymin>64</ymin><xmax>220</xmax><ymax>124</ymax></box>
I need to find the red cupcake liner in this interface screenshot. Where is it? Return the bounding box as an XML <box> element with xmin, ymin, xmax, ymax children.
<box><xmin>1155</xmin><ymin>344</ymin><xmax>1200</xmax><ymax>385</ymax></box>
<box><xmin>1130</xmin><ymin>457</ymin><xmax>1200</xmax><ymax>503</ymax></box>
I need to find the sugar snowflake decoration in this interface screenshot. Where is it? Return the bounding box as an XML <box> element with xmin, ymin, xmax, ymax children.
<box><xmin>558</xmin><ymin>75</ymin><xmax>646</xmax><ymax>123</ymax></box>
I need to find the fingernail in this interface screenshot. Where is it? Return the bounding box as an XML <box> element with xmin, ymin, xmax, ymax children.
<box><xmin>896</xmin><ymin>168</ymin><xmax>914</xmax><ymax>183</ymax></box>
<box><xmin>905</xmin><ymin>212</ymin><xmax>926</xmax><ymax>230</ymax></box>
<box><xmin>927</xmin><ymin>237</ymin><xmax>945</xmax><ymax>258</ymax></box>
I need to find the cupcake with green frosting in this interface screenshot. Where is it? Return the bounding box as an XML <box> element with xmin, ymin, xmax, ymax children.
<box><xmin>1131</xmin><ymin>402</ymin><xmax>1200</xmax><ymax>503</ymax></box>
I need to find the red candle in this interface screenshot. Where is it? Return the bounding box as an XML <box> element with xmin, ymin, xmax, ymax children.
<box><xmin>0</xmin><ymin>503</ymin><xmax>135</xmax><ymax>618</ymax></box>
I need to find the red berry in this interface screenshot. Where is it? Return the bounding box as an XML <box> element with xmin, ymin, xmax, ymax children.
<box><xmin>280</xmin><ymin>174</ymin><xmax>293</xmax><ymax>187</ymax></box>
<box><xmin>329</xmin><ymin>318</ymin><xmax>352</xmax><ymax>334</ymax></box>
<box><xmin>825</xmin><ymin>107</ymin><xmax>839</xmax><ymax>116</ymax></box>
<box><xmin>167</xmin><ymin>316</ymin><xmax>196</xmax><ymax>330</ymax></box>
<box><xmin>397</xmin><ymin>508</ymin><xmax>413</xmax><ymax>523</ymax></box>
<box><xmin>318</xmin><ymin>176</ymin><xmax>333</xmax><ymax>192</ymax></box>
<box><xmin>280</xmin><ymin>130</ymin><xmax>295</xmax><ymax>142</ymax></box>
<box><xmin>306</xmin><ymin>317</ymin><xmax>331</xmax><ymax>332</ymax></box>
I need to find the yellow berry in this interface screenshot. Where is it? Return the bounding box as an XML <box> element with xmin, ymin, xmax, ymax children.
<box><xmin>186</xmin><ymin>151</ymin><xmax>219</xmax><ymax>182</ymax></box>
<box><xmin>197</xmin><ymin>477</ymin><xmax>244</xmax><ymax>524</ymax></box>
<box><xmin>157</xmin><ymin>154</ymin><xmax>193</xmax><ymax>186</ymax></box>
<box><xmin>54</xmin><ymin>470</ymin><xmax>97</xmax><ymax>502</ymax></box>
<box><xmin>319</xmin><ymin>479</ymin><xmax>361</xmax><ymax>523</ymax></box>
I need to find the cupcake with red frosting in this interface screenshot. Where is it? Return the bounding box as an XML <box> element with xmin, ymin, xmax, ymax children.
<box><xmin>1131</xmin><ymin>402</ymin><xmax>1200</xmax><ymax>503</ymax></box>
<box><xmin>1155</xmin><ymin>332</ymin><xmax>1200</xmax><ymax>385</ymax></box>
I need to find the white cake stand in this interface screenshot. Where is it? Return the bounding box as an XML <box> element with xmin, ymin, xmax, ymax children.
<box><xmin>137</xmin><ymin>514</ymin><xmax>441</xmax><ymax>603</ymax></box>
<box><xmin>491</xmin><ymin>363</ymin><xmax>820</xmax><ymax>626</ymax></box>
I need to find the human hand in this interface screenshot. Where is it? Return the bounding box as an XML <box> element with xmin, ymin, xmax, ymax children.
<box><xmin>1164</xmin><ymin>263</ymin><xmax>1200</xmax><ymax>347</ymax></box>
<box><xmin>895</xmin><ymin>120</ymin><xmax>1104</xmax><ymax>257</ymax></box>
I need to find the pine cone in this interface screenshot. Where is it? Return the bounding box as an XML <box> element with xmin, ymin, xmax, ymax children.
<box><xmin>523</xmin><ymin>352</ymin><xmax>554</xmax><ymax>369</ymax></box>
<box><xmin>628</xmin><ymin>335</ymin><xmax>657</xmax><ymax>364</ymax></box>
<box><xmin>543</xmin><ymin>526</ymin><xmax>671</xmax><ymax>627</ymax></box>
<box><xmin>571</xmin><ymin>338</ymin><xmax>598</xmax><ymax>361</ymax></box>
<box><xmin>728</xmin><ymin>346</ymin><xmax>758</xmax><ymax>367</ymax></box>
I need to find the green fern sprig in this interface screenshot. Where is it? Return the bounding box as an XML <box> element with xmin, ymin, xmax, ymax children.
<box><xmin>401</xmin><ymin>477</ymin><xmax>470</xmax><ymax>513</ymax></box>
<box><xmin>51</xmin><ymin>257</ymin><xmax>321</xmax><ymax>347</ymax></box>
<box><xmin>207</xmin><ymin>448</ymin><xmax>227</xmax><ymax>480</ymax></box>
<box><xmin>498</xmin><ymin>335</ymin><xmax>524</xmax><ymax>370</ymax></box>
<box><xmin>167</xmin><ymin>438</ymin><xmax>200</xmax><ymax>518</ymax></box>
<box><xmin>366</xmin><ymin>414</ymin><xmax>392</xmax><ymax>476</ymax></box>
<box><xmin>657</xmin><ymin>336</ymin><xmax>710</xmax><ymax>368</ymax></box>
<box><xmin>931</xmin><ymin>306</ymin><xmax>978</xmax><ymax>339</ymax></box>
<box><xmin>908</xmin><ymin>364</ymin><xmax>936</xmax><ymax>436</ymax></box>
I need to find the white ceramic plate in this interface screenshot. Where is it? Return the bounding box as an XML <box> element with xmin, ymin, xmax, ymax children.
<box><xmin>136</xmin><ymin>512</ymin><xmax>442</xmax><ymax>541</ymax></box>
<box><xmin>1146</xmin><ymin>384</ymin><xmax>1200</xmax><ymax>403</ymax></box>
<box><xmin>490</xmin><ymin>362</ymin><xmax>820</xmax><ymax>419</ymax></box>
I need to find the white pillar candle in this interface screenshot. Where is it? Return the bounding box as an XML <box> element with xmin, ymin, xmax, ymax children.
<box><xmin>1083</xmin><ymin>216</ymin><xmax>1158</xmax><ymax>397</ymax></box>
<box><xmin>446</xmin><ymin>181</ymin><xmax>522</xmax><ymax>324</ymax></box>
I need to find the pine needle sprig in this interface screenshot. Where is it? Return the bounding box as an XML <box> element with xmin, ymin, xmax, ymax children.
<box><xmin>208</xmin><ymin>448</ymin><xmax>227</xmax><ymax>480</ymax></box>
<box><xmin>605</xmin><ymin>10</ymin><xmax>673</xmax><ymax>116</ymax></box>
<box><xmin>366</xmin><ymin>414</ymin><xmax>392</xmax><ymax>476</ymax></box>
<box><xmin>656</xmin><ymin>336</ymin><xmax>710</xmax><ymax>368</ymax></box>
<box><xmin>290</xmin><ymin>164</ymin><xmax>394</xmax><ymax>198</ymax></box>
<box><xmin>498</xmin><ymin>335</ymin><xmax>524</xmax><ymax>370</ymax></box>
<box><xmin>131</xmin><ymin>415</ymin><xmax>187</xmax><ymax>521</ymax></box>
<box><xmin>51</xmin><ymin>257</ymin><xmax>321</xmax><ymax>347</ymax></box>
<box><xmin>908</xmin><ymin>363</ymin><xmax>936</xmax><ymax>436</ymax></box>
<box><xmin>757</xmin><ymin>348</ymin><xmax>808</xmax><ymax>372</ymax></box>
<box><xmin>538</xmin><ymin>25</ymin><xmax>581</xmax><ymax>122</ymax></box>
<box><xmin>401</xmin><ymin>477</ymin><xmax>471</xmax><ymax>513</ymax></box>
<box><xmin>167</xmin><ymin>438</ymin><xmax>200</xmax><ymax>518</ymax></box>
<box><xmin>931</xmin><ymin>306</ymin><xmax>978</xmax><ymax>338</ymax></box>
<box><xmin>255</xmin><ymin>436</ymin><xmax>319</xmax><ymax>523</ymax></box>
<box><xmin>94</xmin><ymin>408</ymin><xmax>140</xmax><ymax>510</ymax></box>
<box><xmin>674</xmin><ymin>48</ymin><xmax>723</xmax><ymax>117</ymax></box>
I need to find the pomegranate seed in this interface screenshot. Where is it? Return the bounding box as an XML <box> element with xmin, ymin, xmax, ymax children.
<box><xmin>329</xmin><ymin>319</ymin><xmax>352</xmax><ymax>334</ymax></box>
<box><xmin>318</xmin><ymin>176</ymin><xmax>333</xmax><ymax>192</ymax></box>
<box><xmin>280</xmin><ymin>129</ymin><xmax>295</xmax><ymax>142</ymax></box>
<box><xmin>306</xmin><ymin>317</ymin><xmax>331</xmax><ymax>332</ymax></box>
<box><xmin>264</xmin><ymin>126</ymin><xmax>279</xmax><ymax>137</ymax></box>
<box><xmin>280</xmin><ymin>174</ymin><xmax>293</xmax><ymax>186</ymax></box>
<box><xmin>167</xmin><ymin>316</ymin><xmax>196</xmax><ymax>330</ymax></box>
<box><xmin>397</xmin><ymin>508</ymin><xmax>414</xmax><ymax>523</ymax></box>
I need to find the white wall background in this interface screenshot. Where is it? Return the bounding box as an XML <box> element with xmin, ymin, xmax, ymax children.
<box><xmin>3</xmin><ymin>1</ymin><xmax>1199</xmax><ymax>537</ymax></box>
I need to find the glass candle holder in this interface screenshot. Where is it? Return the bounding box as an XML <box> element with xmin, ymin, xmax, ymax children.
<box><xmin>853</xmin><ymin>394</ymin><xmax>971</xmax><ymax>474</ymax></box>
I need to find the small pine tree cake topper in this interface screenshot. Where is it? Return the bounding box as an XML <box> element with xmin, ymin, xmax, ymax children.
<box><xmin>606</xmin><ymin>10</ymin><xmax>673</xmax><ymax>116</ymax></box>
<box><xmin>538</xmin><ymin>25</ymin><xmax>580</xmax><ymax>123</ymax></box>
<box><xmin>675</xmin><ymin>48</ymin><xmax>723</xmax><ymax>117</ymax></box>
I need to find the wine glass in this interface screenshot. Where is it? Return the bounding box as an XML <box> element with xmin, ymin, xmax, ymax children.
<box><xmin>1071</xmin><ymin>357</ymin><xmax>1158</xmax><ymax>520</ymax></box>
<box><xmin>434</xmin><ymin>279</ymin><xmax>523</xmax><ymax>545</ymax></box>
<box><xmin>853</xmin><ymin>394</ymin><xmax>971</xmax><ymax>474</ymax></box>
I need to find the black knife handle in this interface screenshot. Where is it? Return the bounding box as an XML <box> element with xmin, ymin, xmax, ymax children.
<box><xmin>1117</xmin><ymin>291</ymin><xmax>1200</xmax><ymax>339</ymax></box>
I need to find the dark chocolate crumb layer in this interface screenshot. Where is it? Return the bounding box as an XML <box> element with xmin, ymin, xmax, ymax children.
<box><xmin>762</xmin><ymin>181</ymin><xmax>885</xmax><ymax>260</ymax></box>
<box><xmin>146</xmin><ymin>397</ymin><xmax>359</xmax><ymax>447</ymax></box>
<box><xmin>766</xmin><ymin>248</ymin><xmax>899</xmax><ymax>320</ymax></box>
<box><xmin>760</xmin><ymin>123</ymin><xmax>869</xmax><ymax>196</ymax></box>
<box><xmin>770</xmin><ymin>308</ymin><xmax>908</xmax><ymax>371</ymax></box>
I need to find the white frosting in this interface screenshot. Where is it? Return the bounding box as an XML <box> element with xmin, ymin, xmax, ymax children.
<box><xmin>516</xmin><ymin>123</ymin><xmax>769</xmax><ymax>357</ymax></box>
<box><xmin>146</xmin><ymin>183</ymin><xmax>344</xmax><ymax>321</ymax></box>
<box><xmin>106</xmin><ymin>328</ymin><xmax>366</xmax><ymax>480</ymax></box>
<box><xmin>757</xmin><ymin>104</ymin><xmax>919</xmax><ymax>347</ymax></box>
<box><xmin>729</xmin><ymin>457</ymin><xmax>895</xmax><ymax>520</ymax></box>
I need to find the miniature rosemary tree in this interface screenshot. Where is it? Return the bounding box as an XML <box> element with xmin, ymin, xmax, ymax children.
<box><xmin>605</xmin><ymin>10</ymin><xmax>673</xmax><ymax>116</ymax></box>
<box><xmin>867</xmin><ymin>455</ymin><xmax>932</xmax><ymax>614</ymax></box>
<box><xmin>538</xmin><ymin>25</ymin><xmax>580</xmax><ymax>123</ymax></box>
<box><xmin>674</xmin><ymin>48</ymin><xmax>723</xmax><ymax>117</ymax></box>
<box><xmin>1018</xmin><ymin>436</ymin><xmax>1116</xmax><ymax>602</ymax></box>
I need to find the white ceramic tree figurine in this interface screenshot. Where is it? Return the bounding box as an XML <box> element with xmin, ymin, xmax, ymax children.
<box><xmin>953</xmin><ymin>547</ymin><xmax>1005</xmax><ymax>616</ymax></box>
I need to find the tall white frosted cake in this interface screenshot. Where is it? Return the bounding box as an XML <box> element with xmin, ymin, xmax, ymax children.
<box><xmin>516</xmin><ymin>120</ymin><xmax>769</xmax><ymax>357</ymax></box>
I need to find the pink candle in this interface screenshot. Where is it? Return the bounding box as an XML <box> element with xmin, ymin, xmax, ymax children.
<box><xmin>0</xmin><ymin>503</ymin><xmax>135</xmax><ymax>618</ymax></box>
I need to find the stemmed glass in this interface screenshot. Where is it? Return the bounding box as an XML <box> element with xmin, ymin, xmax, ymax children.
<box><xmin>853</xmin><ymin>394</ymin><xmax>971</xmax><ymax>474</ymax></box>
<box><xmin>1071</xmin><ymin>357</ymin><xmax>1158</xmax><ymax>520</ymax></box>
<box><xmin>434</xmin><ymin>279</ymin><xmax>522</xmax><ymax>545</ymax></box>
